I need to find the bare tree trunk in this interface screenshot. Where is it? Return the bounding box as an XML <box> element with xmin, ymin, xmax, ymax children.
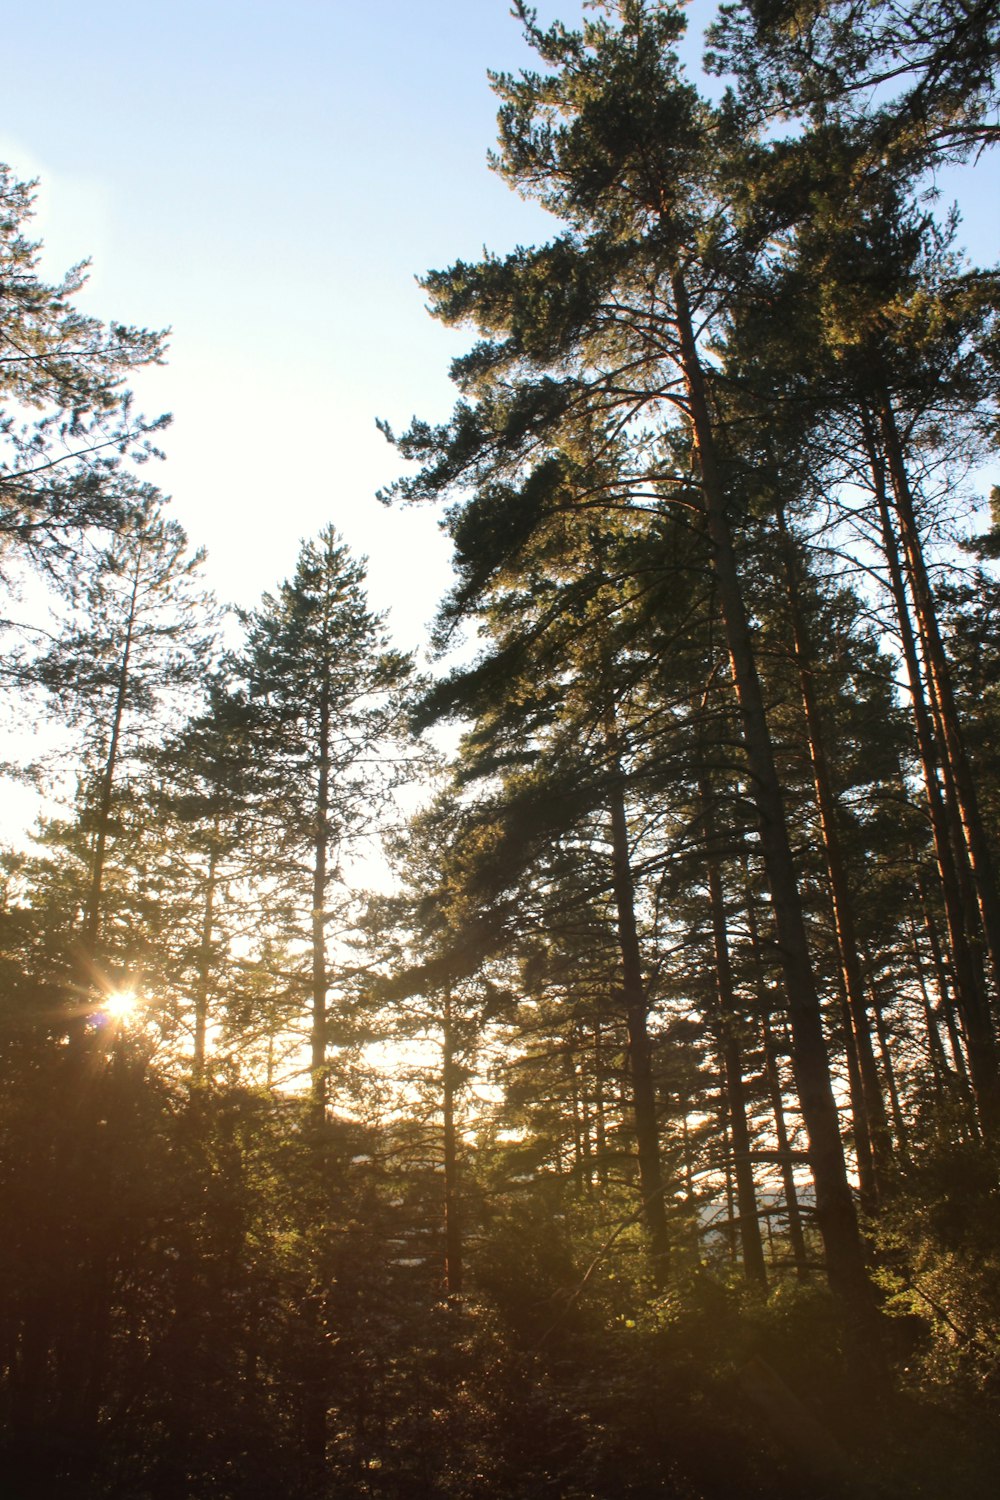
<box><xmin>698</xmin><ymin>768</ymin><xmax>767</xmax><ymax>1286</ymax></box>
<box><xmin>443</xmin><ymin>988</ymin><xmax>463</xmax><ymax>1296</ymax></box>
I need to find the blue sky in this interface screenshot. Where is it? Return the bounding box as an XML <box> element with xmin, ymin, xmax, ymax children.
<box><xmin>3</xmin><ymin>3</ymin><xmax>568</xmax><ymax>647</ymax></box>
<box><xmin>3</xmin><ymin>1</ymin><xmax>997</xmax><ymax>653</ymax></box>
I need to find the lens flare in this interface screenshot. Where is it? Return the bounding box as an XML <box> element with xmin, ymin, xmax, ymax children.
<box><xmin>104</xmin><ymin>988</ymin><xmax>138</xmax><ymax>1022</ymax></box>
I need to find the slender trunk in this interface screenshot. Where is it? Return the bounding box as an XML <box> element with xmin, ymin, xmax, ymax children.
<box><xmin>593</xmin><ymin>1019</ymin><xmax>609</xmax><ymax>1186</ymax></box>
<box><xmin>590</xmin><ymin>536</ymin><xmax>667</xmax><ymax>1253</ymax></box>
<box><xmin>868</xmin><ymin>978</ymin><xmax>909</xmax><ymax>1161</ymax></box>
<box><xmin>310</xmin><ymin>676</ymin><xmax>331</xmax><ymax>1129</ymax></box>
<box><xmin>866</xmin><ymin>417</ymin><xmax>1000</xmax><ymax>1133</ymax></box>
<box><xmin>908</xmin><ymin>914</ymin><xmax>949</xmax><ymax>1096</ymax></box>
<box><xmin>672</xmin><ymin>268</ymin><xmax>874</xmax><ymax>1330</ymax></box>
<box><xmin>306</xmin><ymin>648</ymin><xmax>332</xmax><ymax>1491</ymax></box>
<box><xmin>879</xmin><ymin>391</ymin><xmax>1000</xmax><ymax>993</ymax></box>
<box><xmin>443</xmin><ymin>988</ymin><xmax>463</xmax><ymax>1296</ymax></box>
<box><xmin>605</xmin><ymin>727</ymin><xmax>671</xmax><ymax>1281</ymax></box>
<box><xmin>698</xmin><ymin>768</ymin><xmax>767</xmax><ymax>1286</ymax></box>
<box><xmin>746</xmin><ymin>877</ymin><xmax>809</xmax><ymax>1278</ymax></box>
<box><xmin>578</xmin><ymin>1024</ymin><xmax>594</xmax><ymax>1192</ymax></box>
<box><xmin>836</xmin><ymin>981</ymin><xmax>877</xmax><ymax>1212</ymax></box>
<box><xmin>762</xmin><ymin>1010</ymin><xmax>810</xmax><ymax>1279</ymax></box>
<box><xmin>721</xmin><ymin>1026</ymin><xmax>767</xmax><ymax>1287</ymax></box>
<box><xmin>721</xmin><ymin>1116</ymin><xmax>738</xmax><ymax>1264</ymax></box>
<box><xmin>681</xmin><ymin>1107</ymin><xmax>695</xmax><ymax>1202</ymax></box>
<box><xmin>82</xmin><ymin>548</ymin><xmax>142</xmax><ymax>959</ymax></box>
<box><xmin>568</xmin><ymin>1041</ymin><xmax>585</xmax><ymax>1186</ymax></box>
<box><xmin>921</xmin><ymin>632</ymin><xmax>996</xmax><ymax>1007</ymax></box>
<box><xmin>917</xmin><ymin>868</ymin><xmax>974</xmax><ymax>1095</ymax></box>
<box><xmin>776</xmin><ymin>504</ymin><xmax>891</xmax><ymax>1200</ymax></box>
<box><xmin>192</xmin><ymin>834</ymin><xmax>219</xmax><ymax>1081</ymax></box>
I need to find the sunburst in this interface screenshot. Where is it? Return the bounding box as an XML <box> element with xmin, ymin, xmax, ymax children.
<box><xmin>104</xmin><ymin>988</ymin><xmax>139</xmax><ymax>1023</ymax></box>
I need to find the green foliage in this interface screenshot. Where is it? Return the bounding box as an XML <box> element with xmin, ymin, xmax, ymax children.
<box><xmin>874</xmin><ymin>1123</ymin><xmax>1000</xmax><ymax>1401</ymax></box>
<box><xmin>0</xmin><ymin>162</ymin><xmax>169</xmax><ymax>587</ymax></box>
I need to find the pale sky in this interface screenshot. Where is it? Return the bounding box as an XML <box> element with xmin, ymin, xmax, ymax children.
<box><xmin>3</xmin><ymin>1</ymin><xmax>998</xmax><ymax>659</ymax></box>
<box><xmin>3</xmin><ymin>2</ymin><xmax>570</xmax><ymax>651</ymax></box>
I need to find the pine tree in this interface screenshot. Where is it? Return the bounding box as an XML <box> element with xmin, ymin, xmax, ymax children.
<box><xmin>707</xmin><ymin>0</ymin><xmax>1000</xmax><ymax>164</ymax></box>
<box><xmin>384</xmin><ymin>0</ymin><xmax>878</xmax><ymax>1340</ymax></box>
<box><xmin>27</xmin><ymin>492</ymin><xmax>218</xmax><ymax>1025</ymax></box>
<box><xmin>0</xmin><ymin>164</ymin><xmax>168</xmax><ymax>590</ymax></box>
<box><xmin>237</xmin><ymin>526</ymin><xmax>411</xmax><ymax>1123</ymax></box>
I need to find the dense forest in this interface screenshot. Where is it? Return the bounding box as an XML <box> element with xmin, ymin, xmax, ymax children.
<box><xmin>2</xmin><ymin>2</ymin><xmax>1000</xmax><ymax>1496</ymax></box>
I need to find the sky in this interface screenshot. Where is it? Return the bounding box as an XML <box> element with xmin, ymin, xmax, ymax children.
<box><xmin>2</xmin><ymin>0</ymin><xmax>998</xmax><ymax>665</ymax></box>
<box><xmin>2</xmin><ymin>2</ymin><xmax>572</xmax><ymax>651</ymax></box>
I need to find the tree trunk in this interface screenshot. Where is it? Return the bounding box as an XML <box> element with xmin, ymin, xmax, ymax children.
<box><xmin>604</xmin><ymin>702</ymin><xmax>671</xmax><ymax>1283</ymax></box>
<box><xmin>908</xmin><ymin>914</ymin><xmax>950</xmax><ymax>1096</ymax></box>
<box><xmin>82</xmin><ymin>547</ymin><xmax>142</xmax><ymax>961</ymax></box>
<box><xmin>866</xmin><ymin>417</ymin><xmax>1000</xmax><ymax>1134</ymax></box>
<box><xmin>720</xmin><ymin>1115</ymin><xmax>739</xmax><ymax>1264</ymax></box>
<box><xmin>745</xmin><ymin>877</ymin><xmax>810</xmax><ymax>1279</ymax></box>
<box><xmin>867</xmin><ymin>975</ymin><xmax>910</xmax><ymax>1162</ymax></box>
<box><xmin>776</xmin><ymin>502</ymin><xmax>891</xmax><ymax>1202</ymax></box>
<box><xmin>836</xmin><ymin>981</ymin><xmax>877</xmax><ymax>1212</ymax></box>
<box><xmin>917</xmin><ymin>873</ymin><xmax>974</xmax><ymax>1094</ymax></box>
<box><xmin>878</xmin><ymin>390</ymin><xmax>1000</xmax><ymax>994</ymax></box>
<box><xmin>310</xmin><ymin>675</ymin><xmax>331</xmax><ymax>1129</ymax></box>
<box><xmin>592</xmin><ymin>1018</ymin><xmax>609</xmax><ymax>1186</ymax></box>
<box><xmin>443</xmin><ymin>988</ymin><xmax>463</xmax><ymax>1296</ymax></box>
<box><xmin>192</xmin><ymin>834</ymin><xmax>219</xmax><ymax>1081</ymax></box>
<box><xmin>672</xmin><ymin>267</ymin><xmax>875</xmax><ymax>1334</ymax></box>
<box><xmin>698</xmin><ymin>768</ymin><xmax>767</xmax><ymax>1286</ymax></box>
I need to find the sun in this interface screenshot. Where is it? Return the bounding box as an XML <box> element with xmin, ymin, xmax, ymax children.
<box><xmin>104</xmin><ymin>988</ymin><xmax>139</xmax><ymax>1023</ymax></box>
